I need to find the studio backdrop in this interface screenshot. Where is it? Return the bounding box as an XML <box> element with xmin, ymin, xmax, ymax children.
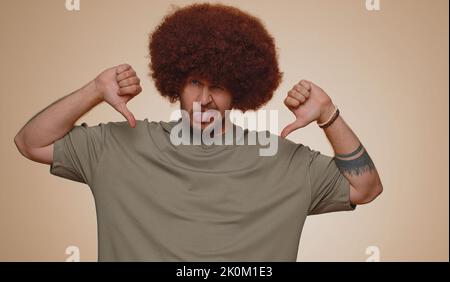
<box><xmin>1</xmin><ymin>0</ymin><xmax>448</xmax><ymax>261</ymax></box>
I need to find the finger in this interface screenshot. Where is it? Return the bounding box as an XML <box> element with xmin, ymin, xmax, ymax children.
<box><xmin>116</xmin><ymin>64</ymin><xmax>131</xmax><ymax>75</ymax></box>
<box><xmin>117</xmin><ymin>103</ymin><xmax>136</xmax><ymax>128</ymax></box>
<box><xmin>299</xmin><ymin>80</ymin><xmax>312</xmax><ymax>91</ymax></box>
<box><xmin>281</xmin><ymin>120</ymin><xmax>302</xmax><ymax>138</ymax></box>
<box><xmin>119</xmin><ymin>84</ymin><xmax>142</xmax><ymax>96</ymax></box>
<box><xmin>118</xmin><ymin>77</ymin><xmax>140</xmax><ymax>88</ymax></box>
<box><xmin>294</xmin><ymin>84</ymin><xmax>310</xmax><ymax>98</ymax></box>
<box><xmin>117</xmin><ymin>69</ymin><xmax>137</xmax><ymax>82</ymax></box>
<box><xmin>288</xmin><ymin>89</ymin><xmax>306</xmax><ymax>104</ymax></box>
<box><xmin>281</xmin><ymin>118</ymin><xmax>310</xmax><ymax>138</ymax></box>
<box><xmin>284</xmin><ymin>96</ymin><xmax>300</xmax><ymax>110</ymax></box>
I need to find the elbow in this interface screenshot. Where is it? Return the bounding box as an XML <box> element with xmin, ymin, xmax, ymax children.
<box><xmin>373</xmin><ymin>182</ymin><xmax>383</xmax><ymax>199</ymax></box>
<box><xmin>14</xmin><ymin>133</ymin><xmax>31</xmax><ymax>159</ymax></box>
<box><xmin>363</xmin><ymin>181</ymin><xmax>384</xmax><ymax>204</ymax></box>
<box><xmin>351</xmin><ymin>180</ymin><xmax>383</xmax><ymax>205</ymax></box>
<box><xmin>13</xmin><ymin>133</ymin><xmax>23</xmax><ymax>152</ymax></box>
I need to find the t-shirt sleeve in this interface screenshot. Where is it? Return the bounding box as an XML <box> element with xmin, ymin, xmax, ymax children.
<box><xmin>50</xmin><ymin>122</ymin><xmax>108</xmax><ymax>185</ymax></box>
<box><xmin>306</xmin><ymin>147</ymin><xmax>357</xmax><ymax>215</ymax></box>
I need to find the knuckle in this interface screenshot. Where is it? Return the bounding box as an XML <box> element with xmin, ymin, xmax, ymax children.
<box><xmin>118</xmin><ymin>64</ymin><xmax>129</xmax><ymax>73</ymax></box>
<box><xmin>301</xmin><ymin>80</ymin><xmax>311</xmax><ymax>89</ymax></box>
<box><xmin>285</xmin><ymin>97</ymin><xmax>296</xmax><ymax>107</ymax></box>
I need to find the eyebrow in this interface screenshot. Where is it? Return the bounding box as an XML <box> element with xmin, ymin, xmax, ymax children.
<box><xmin>190</xmin><ymin>77</ymin><xmax>225</xmax><ymax>89</ymax></box>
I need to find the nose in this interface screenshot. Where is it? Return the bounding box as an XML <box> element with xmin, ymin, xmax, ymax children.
<box><xmin>199</xmin><ymin>85</ymin><xmax>212</xmax><ymax>106</ymax></box>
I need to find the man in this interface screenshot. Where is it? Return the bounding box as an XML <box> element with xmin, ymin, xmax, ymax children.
<box><xmin>14</xmin><ymin>3</ymin><xmax>383</xmax><ymax>261</ymax></box>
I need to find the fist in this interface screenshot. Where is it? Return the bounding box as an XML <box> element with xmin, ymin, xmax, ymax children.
<box><xmin>281</xmin><ymin>79</ymin><xmax>333</xmax><ymax>138</ymax></box>
<box><xmin>94</xmin><ymin>64</ymin><xmax>142</xmax><ymax>128</ymax></box>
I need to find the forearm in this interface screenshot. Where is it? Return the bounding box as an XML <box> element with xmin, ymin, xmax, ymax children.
<box><xmin>319</xmin><ymin>103</ymin><xmax>383</xmax><ymax>201</ymax></box>
<box><xmin>15</xmin><ymin>80</ymin><xmax>103</xmax><ymax>149</ymax></box>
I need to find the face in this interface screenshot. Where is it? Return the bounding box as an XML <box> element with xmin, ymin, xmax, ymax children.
<box><xmin>179</xmin><ymin>75</ymin><xmax>233</xmax><ymax>131</ymax></box>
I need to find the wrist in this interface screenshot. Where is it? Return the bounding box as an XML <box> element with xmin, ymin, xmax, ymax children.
<box><xmin>88</xmin><ymin>79</ymin><xmax>104</xmax><ymax>104</ymax></box>
<box><xmin>317</xmin><ymin>101</ymin><xmax>336</xmax><ymax>124</ymax></box>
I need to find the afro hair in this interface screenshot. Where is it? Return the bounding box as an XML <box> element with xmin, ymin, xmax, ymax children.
<box><xmin>148</xmin><ymin>2</ymin><xmax>283</xmax><ymax>112</ymax></box>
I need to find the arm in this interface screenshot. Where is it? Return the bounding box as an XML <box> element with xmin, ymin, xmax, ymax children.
<box><xmin>14</xmin><ymin>80</ymin><xmax>103</xmax><ymax>164</ymax></box>
<box><xmin>318</xmin><ymin>103</ymin><xmax>383</xmax><ymax>205</ymax></box>
<box><xmin>281</xmin><ymin>80</ymin><xmax>383</xmax><ymax>205</ymax></box>
<box><xmin>14</xmin><ymin>64</ymin><xmax>142</xmax><ymax>164</ymax></box>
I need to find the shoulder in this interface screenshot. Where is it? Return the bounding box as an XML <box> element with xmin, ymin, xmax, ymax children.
<box><xmin>274</xmin><ymin>134</ymin><xmax>318</xmax><ymax>162</ymax></box>
<box><xmin>107</xmin><ymin>118</ymin><xmax>177</xmax><ymax>139</ymax></box>
<box><xmin>244</xmin><ymin>127</ymin><xmax>313</xmax><ymax>160</ymax></box>
<box><xmin>107</xmin><ymin>118</ymin><xmax>157</xmax><ymax>131</ymax></box>
<box><xmin>104</xmin><ymin>119</ymin><xmax>153</xmax><ymax>140</ymax></box>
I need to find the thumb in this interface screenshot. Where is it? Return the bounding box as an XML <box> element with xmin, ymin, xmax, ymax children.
<box><xmin>281</xmin><ymin>120</ymin><xmax>303</xmax><ymax>138</ymax></box>
<box><xmin>117</xmin><ymin>103</ymin><xmax>136</xmax><ymax>128</ymax></box>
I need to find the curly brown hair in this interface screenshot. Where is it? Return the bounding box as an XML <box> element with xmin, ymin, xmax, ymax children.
<box><xmin>148</xmin><ymin>2</ymin><xmax>283</xmax><ymax>112</ymax></box>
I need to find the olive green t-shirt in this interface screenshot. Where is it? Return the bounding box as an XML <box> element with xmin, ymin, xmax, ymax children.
<box><xmin>50</xmin><ymin>118</ymin><xmax>356</xmax><ymax>261</ymax></box>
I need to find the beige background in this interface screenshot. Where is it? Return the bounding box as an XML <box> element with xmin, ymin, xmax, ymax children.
<box><xmin>1</xmin><ymin>0</ymin><xmax>448</xmax><ymax>261</ymax></box>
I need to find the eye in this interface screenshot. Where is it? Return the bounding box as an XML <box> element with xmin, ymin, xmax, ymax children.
<box><xmin>191</xmin><ymin>79</ymin><xmax>201</xmax><ymax>86</ymax></box>
<box><xmin>210</xmin><ymin>85</ymin><xmax>224</xmax><ymax>91</ymax></box>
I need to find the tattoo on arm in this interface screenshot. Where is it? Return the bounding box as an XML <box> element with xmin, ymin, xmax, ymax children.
<box><xmin>335</xmin><ymin>143</ymin><xmax>364</xmax><ymax>159</ymax></box>
<box><xmin>334</xmin><ymin>143</ymin><xmax>375</xmax><ymax>176</ymax></box>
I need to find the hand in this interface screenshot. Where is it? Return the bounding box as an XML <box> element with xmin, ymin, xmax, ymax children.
<box><xmin>280</xmin><ymin>79</ymin><xmax>335</xmax><ymax>138</ymax></box>
<box><xmin>94</xmin><ymin>64</ymin><xmax>142</xmax><ymax>128</ymax></box>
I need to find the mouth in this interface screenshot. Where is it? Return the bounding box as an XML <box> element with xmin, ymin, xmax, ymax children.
<box><xmin>192</xmin><ymin>111</ymin><xmax>217</xmax><ymax>123</ymax></box>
